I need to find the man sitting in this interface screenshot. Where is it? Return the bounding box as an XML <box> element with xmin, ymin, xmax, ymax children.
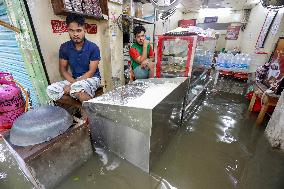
<box><xmin>129</xmin><ymin>25</ymin><xmax>155</xmax><ymax>79</ymax></box>
<box><xmin>46</xmin><ymin>14</ymin><xmax>101</xmax><ymax>119</ymax></box>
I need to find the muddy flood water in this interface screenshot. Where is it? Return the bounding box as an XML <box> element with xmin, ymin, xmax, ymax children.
<box><xmin>1</xmin><ymin>78</ymin><xmax>284</xmax><ymax>189</ymax></box>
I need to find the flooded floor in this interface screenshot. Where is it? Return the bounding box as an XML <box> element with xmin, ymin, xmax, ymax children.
<box><xmin>56</xmin><ymin>78</ymin><xmax>284</xmax><ymax>189</ymax></box>
<box><xmin>1</xmin><ymin>78</ymin><xmax>284</xmax><ymax>189</ymax></box>
<box><xmin>0</xmin><ymin>141</ymin><xmax>34</xmax><ymax>189</ymax></box>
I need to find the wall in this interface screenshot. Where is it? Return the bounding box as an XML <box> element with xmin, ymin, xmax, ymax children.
<box><xmin>26</xmin><ymin>0</ymin><xmax>106</xmax><ymax>84</ymax></box>
<box><xmin>155</xmin><ymin>8</ymin><xmax>184</xmax><ymax>35</ymax></box>
<box><xmin>183</xmin><ymin>10</ymin><xmax>243</xmax><ymax>24</ymax></box>
<box><xmin>182</xmin><ymin>5</ymin><xmax>284</xmax><ymax>55</ymax></box>
<box><xmin>215</xmin><ymin>34</ymin><xmax>226</xmax><ymax>51</ymax></box>
<box><xmin>26</xmin><ymin>0</ymin><xmax>124</xmax><ymax>92</ymax></box>
<box><xmin>143</xmin><ymin>3</ymin><xmax>184</xmax><ymax>36</ymax></box>
<box><xmin>182</xmin><ymin>9</ymin><xmax>244</xmax><ymax>51</ymax></box>
<box><xmin>242</xmin><ymin>5</ymin><xmax>284</xmax><ymax>55</ymax></box>
<box><xmin>108</xmin><ymin>2</ymin><xmax>124</xmax><ymax>87</ymax></box>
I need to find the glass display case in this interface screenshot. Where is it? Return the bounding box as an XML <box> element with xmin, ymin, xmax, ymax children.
<box><xmin>156</xmin><ymin>34</ymin><xmax>216</xmax><ymax>111</ymax></box>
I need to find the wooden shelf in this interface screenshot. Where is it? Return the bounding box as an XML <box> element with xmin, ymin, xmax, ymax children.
<box><xmin>51</xmin><ymin>0</ymin><xmax>108</xmax><ymax>20</ymax></box>
<box><xmin>133</xmin><ymin>0</ymin><xmax>150</xmax><ymax>3</ymax></box>
<box><xmin>122</xmin><ymin>14</ymin><xmax>154</xmax><ymax>24</ymax></box>
<box><xmin>133</xmin><ymin>17</ymin><xmax>154</xmax><ymax>24</ymax></box>
<box><xmin>0</xmin><ymin>20</ymin><xmax>20</xmax><ymax>33</ymax></box>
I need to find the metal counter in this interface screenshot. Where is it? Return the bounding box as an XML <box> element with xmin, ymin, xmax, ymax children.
<box><xmin>83</xmin><ymin>78</ymin><xmax>188</xmax><ymax>172</ymax></box>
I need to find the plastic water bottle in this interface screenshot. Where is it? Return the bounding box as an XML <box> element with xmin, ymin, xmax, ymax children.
<box><xmin>195</xmin><ymin>53</ymin><xmax>199</xmax><ymax>66</ymax></box>
<box><xmin>234</xmin><ymin>54</ymin><xmax>240</xmax><ymax>72</ymax></box>
<box><xmin>207</xmin><ymin>51</ymin><xmax>213</xmax><ymax>68</ymax></box>
<box><xmin>216</xmin><ymin>56</ymin><xmax>220</xmax><ymax>70</ymax></box>
<box><xmin>194</xmin><ymin>51</ymin><xmax>201</xmax><ymax>66</ymax></box>
<box><xmin>245</xmin><ymin>54</ymin><xmax>251</xmax><ymax>72</ymax></box>
<box><xmin>224</xmin><ymin>54</ymin><xmax>232</xmax><ymax>71</ymax></box>
<box><xmin>230</xmin><ymin>54</ymin><xmax>236</xmax><ymax>71</ymax></box>
<box><xmin>239</xmin><ymin>54</ymin><xmax>245</xmax><ymax>71</ymax></box>
<box><xmin>216</xmin><ymin>53</ymin><xmax>223</xmax><ymax>70</ymax></box>
<box><xmin>222</xmin><ymin>54</ymin><xmax>228</xmax><ymax>70</ymax></box>
<box><xmin>223</xmin><ymin>54</ymin><xmax>228</xmax><ymax>70</ymax></box>
<box><xmin>219</xmin><ymin>53</ymin><xmax>225</xmax><ymax>70</ymax></box>
<box><xmin>243</xmin><ymin>54</ymin><xmax>250</xmax><ymax>71</ymax></box>
<box><xmin>204</xmin><ymin>51</ymin><xmax>209</xmax><ymax>68</ymax></box>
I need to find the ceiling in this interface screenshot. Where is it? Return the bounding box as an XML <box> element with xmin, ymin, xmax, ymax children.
<box><xmin>180</xmin><ymin>0</ymin><xmax>260</xmax><ymax>11</ymax></box>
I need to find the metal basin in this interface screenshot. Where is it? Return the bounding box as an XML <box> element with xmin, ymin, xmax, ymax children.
<box><xmin>10</xmin><ymin>105</ymin><xmax>73</xmax><ymax>146</ymax></box>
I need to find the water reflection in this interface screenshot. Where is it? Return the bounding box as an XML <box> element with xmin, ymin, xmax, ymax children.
<box><xmin>217</xmin><ymin>116</ymin><xmax>237</xmax><ymax>144</ymax></box>
<box><xmin>0</xmin><ymin>172</ymin><xmax>7</xmax><ymax>179</ymax></box>
<box><xmin>151</xmin><ymin>174</ymin><xmax>178</xmax><ymax>189</ymax></box>
<box><xmin>0</xmin><ymin>141</ymin><xmax>35</xmax><ymax>189</ymax></box>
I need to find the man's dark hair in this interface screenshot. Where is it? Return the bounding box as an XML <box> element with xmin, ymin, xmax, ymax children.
<box><xmin>133</xmin><ymin>25</ymin><xmax>146</xmax><ymax>36</ymax></box>
<box><xmin>66</xmin><ymin>13</ymin><xmax>85</xmax><ymax>26</ymax></box>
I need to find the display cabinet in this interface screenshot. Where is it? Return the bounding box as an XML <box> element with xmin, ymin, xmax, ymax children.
<box><xmin>156</xmin><ymin>34</ymin><xmax>216</xmax><ymax>111</ymax></box>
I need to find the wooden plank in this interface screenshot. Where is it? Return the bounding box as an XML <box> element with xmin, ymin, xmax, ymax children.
<box><xmin>51</xmin><ymin>0</ymin><xmax>108</xmax><ymax>20</ymax></box>
<box><xmin>0</xmin><ymin>20</ymin><xmax>20</xmax><ymax>33</ymax></box>
<box><xmin>3</xmin><ymin>122</ymin><xmax>88</xmax><ymax>162</ymax></box>
<box><xmin>256</xmin><ymin>104</ymin><xmax>269</xmax><ymax>124</ymax></box>
<box><xmin>248</xmin><ymin>92</ymin><xmax>256</xmax><ymax>111</ymax></box>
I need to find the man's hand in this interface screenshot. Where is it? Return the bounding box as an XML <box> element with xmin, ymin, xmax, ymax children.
<box><xmin>143</xmin><ymin>39</ymin><xmax>149</xmax><ymax>47</ymax></box>
<box><xmin>63</xmin><ymin>84</ymin><xmax>71</xmax><ymax>94</ymax></box>
<box><xmin>59</xmin><ymin>59</ymin><xmax>76</xmax><ymax>83</ymax></box>
<box><xmin>141</xmin><ymin>59</ymin><xmax>149</xmax><ymax>69</ymax></box>
<box><xmin>75</xmin><ymin>60</ymin><xmax>99</xmax><ymax>82</ymax></box>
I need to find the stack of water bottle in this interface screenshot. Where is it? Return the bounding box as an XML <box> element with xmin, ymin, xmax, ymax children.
<box><xmin>194</xmin><ymin>50</ymin><xmax>214</xmax><ymax>69</ymax></box>
<box><xmin>216</xmin><ymin>53</ymin><xmax>252</xmax><ymax>72</ymax></box>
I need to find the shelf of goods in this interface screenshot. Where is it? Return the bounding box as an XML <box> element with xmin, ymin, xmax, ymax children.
<box><xmin>156</xmin><ymin>34</ymin><xmax>217</xmax><ymax>111</ymax></box>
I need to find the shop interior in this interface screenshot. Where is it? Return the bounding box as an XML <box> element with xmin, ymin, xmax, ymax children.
<box><xmin>0</xmin><ymin>0</ymin><xmax>284</xmax><ymax>189</ymax></box>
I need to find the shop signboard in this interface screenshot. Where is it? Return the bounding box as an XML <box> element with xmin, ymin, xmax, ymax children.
<box><xmin>204</xmin><ymin>16</ymin><xmax>218</xmax><ymax>23</ymax></box>
<box><xmin>256</xmin><ymin>10</ymin><xmax>278</xmax><ymax>48</ymax></box>
<box><xmin>225</xmin><ymin>25</ymin><xmax>241</xmax><ymax>40</ymax></box>
<box><xmin>178</xmin><ymin>19</ymin><xmax>197</xmax><ymax>27</ymax></box>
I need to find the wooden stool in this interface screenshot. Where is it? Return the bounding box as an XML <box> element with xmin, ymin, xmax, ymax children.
<box><xmin>56</xmin><ymin>86</ymin><xmax>104</xmax><ymax>116</ymax></box>
<box><xmin>94</xmin><ymin>86</ymin><xmax>104</xmax><ymax>96</ymax></box>
<box><xmin>248</xmin><ymin>82</ymin><xmax>280</xmax><ymax>124</ymax></box>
